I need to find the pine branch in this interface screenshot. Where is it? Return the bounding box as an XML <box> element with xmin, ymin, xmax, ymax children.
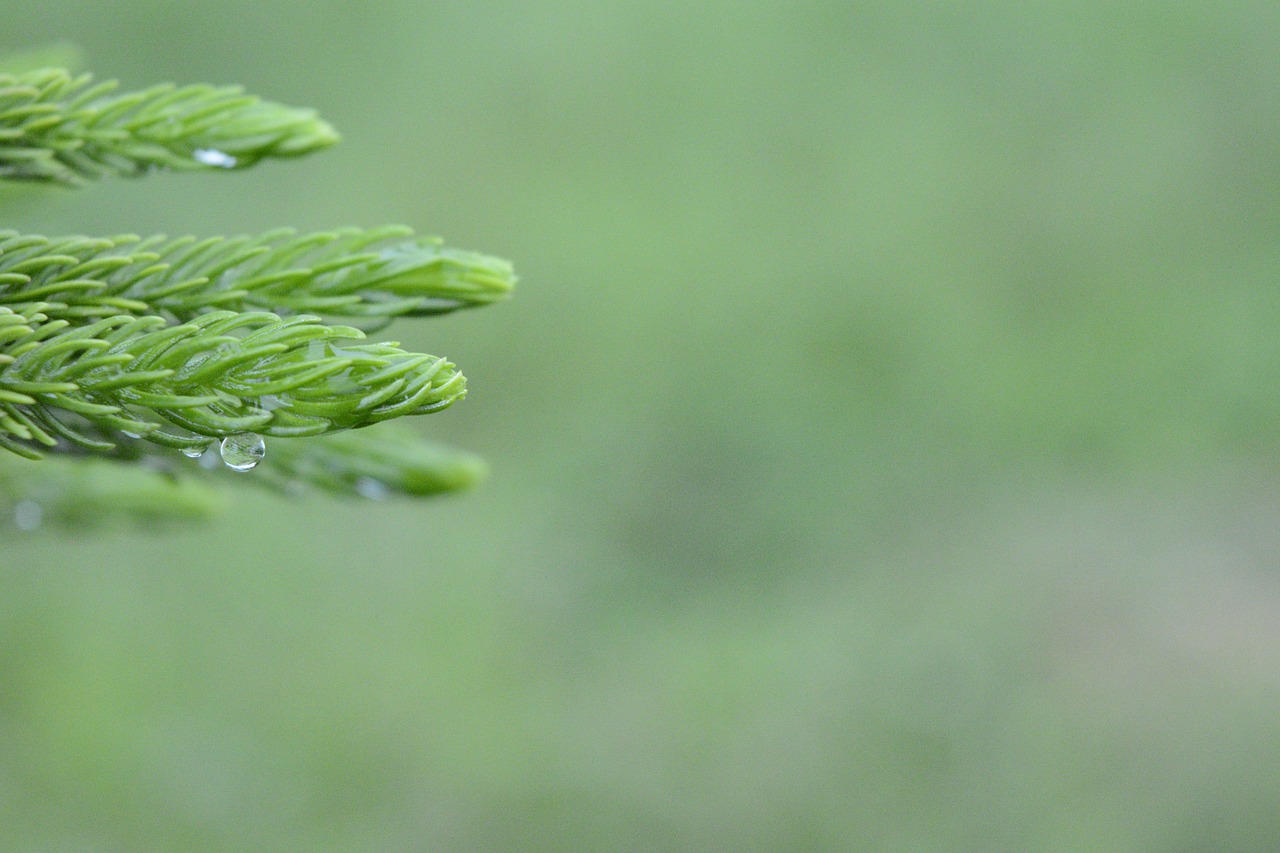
<box><xmin>0</xmin><ymin>303</ymin><xmax>465</xmax><ymax>459</ymax></box>
<box><xmin>107</xmin><ymin>424</ymin><xmax>487</xmax><ymax>497</ymax></box>
<box><xmin>0</xmin><ymin>452</ymin><xmax>224</xmax><ymax>529</ymax></box>
<box><xmin>0</xmin><ymin>226</ymin><xmax>514</xmax><ymax>322</ymax></box>
<box><xmin>0</xmin><ymin>68</ymin><xmax>339</xmax><ymax>185</ymax></box>
<box><xmin>257</xmin><ymin>427</ymin><xmax>488</xmax><ymax>498</ymax></box>
<box><xmin>0</xmin><ymin>422</ymin><xmax>484</xmax><ymax>530</ymax></box>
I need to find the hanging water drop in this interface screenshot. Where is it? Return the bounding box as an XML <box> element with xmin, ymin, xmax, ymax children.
<box><xmin>181</xmin><ymin>443</ymin><xmax>210</xmax><ymax>459</ymax></box>
<box><xmin>220</xmin><ymin>433</ymin><xmax>266</xmax><ymax>472</ymax></box>
<box><xmin>193</xmin><ymin>148</ymin><xmax>237</xmax><ymax>168</ymax></box>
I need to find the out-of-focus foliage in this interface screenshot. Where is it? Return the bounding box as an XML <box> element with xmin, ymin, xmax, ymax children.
<box><xmin>3</xmin><ymin>2</ymin><xmax>1280</xmax><ymax>850</ymax></box>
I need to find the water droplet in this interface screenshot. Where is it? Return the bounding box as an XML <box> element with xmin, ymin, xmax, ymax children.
<box><xmin>13</xmin><ymin>499</ymin><xmax>43</xmax><ymax>531</ymax></box>
<box><xmin>193</xmin><ymin>148</ymin><xmax>237</xmax><ymax>168</ymax></box>
<box><xmin>355</xmin><ymin>476</ymin><xmax>389</xmax><ymax>501</ymax></box>
<box><xmin>122</xmin><ymin>430</ymin><xmax>141</xmax><ymax>439</ymax></box>
<box><xmin>220</xmin><ymin>433</ymin><xmax>265</xmax><ymax>472</ymax></box>
<box><xmin>181</xmin><ymin>443</ymin><xmax>210</xmax><ymax>458</ymax></box>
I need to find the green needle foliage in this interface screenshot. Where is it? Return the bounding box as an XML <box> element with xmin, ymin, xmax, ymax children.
<box><xmin>0</xmin><ymin>54</ymin><xmax>515</xmax><ymax>526</ymax></box>
<box><xmin>0</xmin><ymin>303</ymin><xmax>465</xmax><ymax>457</ymax></box>
<box><xmin>0</xmin><ymin>226</ymin><xmax>515</xmax><ymax>322</ymax></box>
<box><xmin>0</xmin><ymin>68</ymin><xmax>340</xmax><ymax>185</ymax></box>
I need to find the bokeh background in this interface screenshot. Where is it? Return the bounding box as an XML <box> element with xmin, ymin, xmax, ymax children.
<box><xmin>4</xmin><ymin>1</ymin><xmax>1280</xmax><ymax>849</ymax></box>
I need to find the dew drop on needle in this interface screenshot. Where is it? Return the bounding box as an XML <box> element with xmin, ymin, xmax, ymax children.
<box><xmin>220</xmin><ymin>433</ymin><xmax>266</xmax><ymax>472</ymax></box>
<box><xmin>193</xmin><ymin>148</ymin><xmax>237</xmax><ymax>168</ymax></box>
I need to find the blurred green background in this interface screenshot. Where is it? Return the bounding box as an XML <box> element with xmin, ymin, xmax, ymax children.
<box><xmin>4</xmin><ymin>1</ymin><xmax>1280</xmax><ymax>849</ymax></box>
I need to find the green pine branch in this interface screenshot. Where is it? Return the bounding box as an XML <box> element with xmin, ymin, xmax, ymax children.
<box><xmin>148</xmin><ymin>425</ymin><xmax>488</xmax><ymax>499</ymax></box>
<box><xmin>0</xmin><ymin>67</ymin><xmax>339</xmax><ymax>185</ymax></box>
<box><xmin>0</xmin><ymin>226</ymin><xmax>515</xmax><ymax>322</ymax></box>
<box><xmin>0</xmin><ymin>303</ymin><xmax>465</xmax><ymax>458</ymax></box>
<box><xmin>260</xmin><ymin>427</ymin><xmax>488</xmax><ymax>498</ymax></box>
<box><xmin>0</xmin><ymin>451</ymin><xmax>225</xmax><ymax>528</ymax></box>
<box><xmin>0</xmin><ymin>422</ymin><xmax>483</xmax><ymax>526</ymax></box>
